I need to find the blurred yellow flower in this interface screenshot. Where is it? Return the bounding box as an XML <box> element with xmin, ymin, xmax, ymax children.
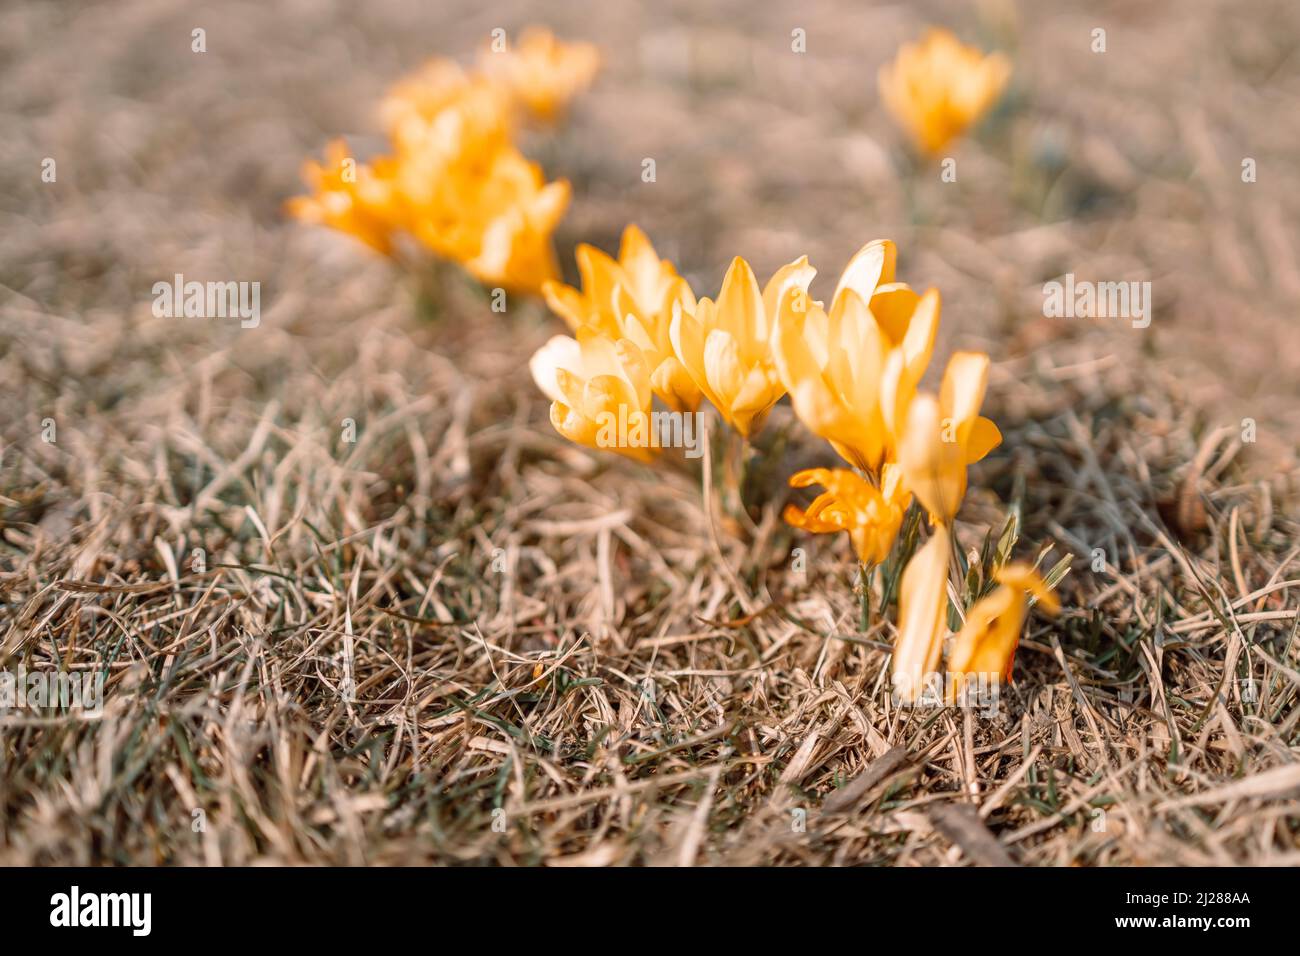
<box><xmin>671</xmin><ymin>256</ymin><xmax>815</xmax><ymax>437</ymax></box>
<box><xmin>543</xmin><ymin>225</ymin><xmax>701</xmax><ymax>411</ymax></box>
<box><xmin>947</xmin><ymin>564</ymin><xmax>1059</xmax><ymax>697</ymax></box>
<box><xmin>893</xmin><ymin>523</ymin><xmax>950</xmax><ymax>703</ymax></box>
<box><xmin>771</xmin><ymin>239</ymin><xmax>938</xmax><ymax>471</ymax></box>
<box><xmin>529</xmin><ymin>328</ymin><xmax>655</xmax><ymax>462</ymax></box>
<box><xmin>287</xmin><ymin>140</ymin><xmax>403</xmax><ymax>256</ymax></box>
<box><xmin>879</xmin><ymin>28</ymin><xmax>1010</xmax><ymax>157</ymax></box>
<box><xmin>451</xmin><ymin>157</ymin><xmax>571</xmax><ymax>292</ymax></box>
<box><xmin>381</xmin><ymin>61</ymin><xmax>511</xmax><ymax>154</ymax></box>
<box><xmin>895</xmin><ymin>351</ymin><xmax>1001</xmax><ymax>524</ymax></box>
<box><xmin>292</xmin><ymin>31</ymin><xmax>594</xmax><ymax>294</ymax></box>
<box><xmin>783</xmin><ymin>464</ymin><xmax>911</xmax><ymax>565</ymax></box>
<box><xmin>480</xmin><ymin>27</ymin><xmax>600</xmax><ymax>124</ymax></box>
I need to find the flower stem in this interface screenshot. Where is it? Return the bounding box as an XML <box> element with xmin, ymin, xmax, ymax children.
<box><xmin>858</xmin><ymin>561</ymin><xmax>875</xmax><ymax>632</ymax></box>
<box><xmin>714</xmin><ymin>423</ymin><xmax>753</xmax><ymax>531</ymax></box>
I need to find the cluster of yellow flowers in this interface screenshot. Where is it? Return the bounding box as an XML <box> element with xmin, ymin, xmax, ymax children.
<box><xmin>290</xmin><ymin>29</ymin><xmax>599</xmax><ymax>293</ymax></box>
<box><xmin>525</xmin><ymin>28</ymin><xmax>1034</xmax><ymax>705</ymax></box>
<box><xmin>879</xmin><ymin>28</ymin><xmax>1010</xmax><ymax>157</ymax></box>
<box><xmin>531</xmin><ymin>230</ymin><xmax>1056</xmax><ymax>702</ymax></box>
<box><xmin>291</xmin><ymin>24</ymin><xmax>1045</xmax><ymax>704</ymax></box>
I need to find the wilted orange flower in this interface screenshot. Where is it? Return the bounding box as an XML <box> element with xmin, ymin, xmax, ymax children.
<box><xmin>479</xmin><ymin>27</ymin><xmax>600</xmax><ymax>123</ymax></box>
<box><xmin>878</xmin><ymin>28</ymin><xmax>1010</xmax><ymax>157</ymax></box>
<box><xmin>784</xmin><ymin>465</ymin><xmax>911</xmax><ymax>565</ymax></box>
<box><xmin>947</xmin><ymin>564</ymin><xmax>1059</xmax><ymax>698</ymax></box>
<box><xmin>543</xmin><ymin>225</ymin><xmax>700</xmax><ymax>411</ymax></box>
<box><xmin>771</xmin><ymin>239</ymin><xmax>939</xmax><ymax>471</ymax></box>
<box><xmin>893</xmin><ymin>523</ymin><xmax>951</xmax><ymax>703</ymax></box>
<box><xmin>529</xmin><ymin>328</ymin><xmax>655</xmax><ymax>462</ymax></box>
<box><xmin>895</xmin><ymin>351</ymin><xmax>1001</xmax><ymax>524</ymax></box>
<box><xmin>671</xmin><ymin>256</ymin><xmax>815</xmax><ymax>437</ymax></box>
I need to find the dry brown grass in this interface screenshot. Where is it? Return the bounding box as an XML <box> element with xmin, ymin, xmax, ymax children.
<box><xmin>2</xmin><ymin>0</ymin><xmax>1299</xmax><ymax>866</ymax></box>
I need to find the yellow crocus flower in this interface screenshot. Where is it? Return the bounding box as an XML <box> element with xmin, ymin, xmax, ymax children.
<box><xmin>381</xmin><ymin>61</ymin><xmax>511</xmax><ymax>155</ymax></box>
<box><xmin>529</xmin><ymin>328</ymin><xmax>655</xmax><ymax>462</ymax></box>
<box><xmin>671</xmin><ymin>255</ymin><xmax>816</xmax><ymax>437</ymax></box>
<box><xmin>783</xmin><ymin>464</ymin><xmax>911</xmax><ymax>565</ymax></box>
<box><xmin>479</xmin><ymin>27</ymin><xmax>600</xmax><ymax>124</ymax></box>
<box><xmin>456</xmin><ymin>161</ymin><xmax>571</xmax><ymax>293</ymax></box>
<box><xmin>543</xmin><ymin>225</ymin><xmax>701</xmax><ymax>411</ymax></box>
<box><xmin>947</xmin><ymin>564</ymin><xmax>1060</xmax><ymax>698</ymax></box>
<box><xmin>292</xmin><ymin>123</ymin><xmax>569</xmax><ymax>293</ymax></box>
<box><xmin>878</xmin><ymin>28</ymin><xmax>1011</xmax><ymax>157</ymax></box>
<box><xmin>287</xmin><ymin>140</ymin><xmax>403</xmax><ymax>256</ymax></box>
<box><xmin>381</xmin><ymin>71</ymin><xmax>571</xmax><ymax>294</ymax></box>
<box><xmin>893</xmin><ymin>523</ymin><xmax>950</xmax><ymax>703</ymax></box>
<box><xmin>771</xmin><ymin>239</ymin><xmax>939</xmax><ymax>470</ymax></box>
<box><xmin>895</xmin><ymin>351</ymin><xmax>1001</xmax><ymax>524</ymax></box>
<box><xmin>294</xmin><ymin>34</ymin><xmax>591</xmax><ymax>294</ymax></box>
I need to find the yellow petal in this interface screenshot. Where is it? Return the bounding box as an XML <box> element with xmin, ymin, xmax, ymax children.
<box><xmin>898</xmin><ymin>393</ymin><xmax>965</xmax><ymax>524</ymax></box>
<box><xmin>618</xmin><ymin>223</ymin><xmax>657</xmax><ymax>276</ymax></box>
<box><xmin>582</xmin><ymin>372</ymin><xmax>637</xmax><ymax>423</ymax></box>
<box><xmin>617</xmin><ymin>224</ymin><xmax>671</xmax><ymax>314</ymax></box>
<box><xmin>529</xmin><ymin>334</ymin><xmax>581</xmax><ymax>404</ymax></box>
<box><xmin>940</xmin><ymin>351</ymin><xmax>990</xmax><ymax>439</ymax></box>
<box><xmin>880</xmin><ymin>461</ymin><xmax>909</xmax><ymax>507</ymax></box>
<box><xmin>879</xmin><ymin>348</ymin><xmax>912</xmax><ymax>440</ymax></box>
<box><xmin>771</xmin><ymin>293</ymin><xmax>826</xmax><ymax>393</ymax></box>
<box><xmin>612</xmin><ymin>338</ymin><xmax>653</xmax><ymax>410</ymax></box>
<box><xmin>670</xmin><ymin>299</ymin><xmax>725</xmax><ymax>413</ymax></box>
<box><xmin>531</xmin><ymin>178</ymin><xmax>571</xmax><ymax>231</ymax></box>
<box><xmin>994</xmin><ymin>563</ymin><xmax>1061</xmax><ymax>614</ymax></box>
<box><xmin>554</xmin><ymin>366</ymin><xmax>587</xmax><ymax>412</ymax></box>
<box><xmin>899</xmin><ymin>288</ymin><xmax>940</xmax><ymax>383</ymax></box>
<box><xmin>575</xmin><ymin>243</ymin><xmax>622</xmax><ymax>323</ymax></box>
<box><xmin>788</xmin><ymin>467</ymin><xmax>836</xmax><ymax>491</ymax></box>
<box><xmin>661</xmin><ymin>273</ymin><xmax>698</xmax><ymax>318</ymax></box>
<box><xmin>703</xmin><ymin>327</ymin><xmax>746</xmax><ymax>415</ymax></box>
<box><xmin>866</xmin><ymin>282</ymin><xmax>919</xmax><ymax>345</ymax></box>
<box><xmin>833</xmin><ymin>239</ymin><xmax>897</xmax><ymax>310</ymax></box>
<box><xmin>964</xmin><ymin>415</ymin><xmax>1002</xmax><ymax>464</ymax></box>
<box><xmin>728</xmin><ymin>365</ymin><xmax>783</xmax><ymax>437</ymax></box>
<box><xmin>649</xmin><ymin>356</ymin><xmax>702</xmax><ymax>413</ymax></box>
<box><xmin>618</xmin><ymin>303</ymin><xmax>658</xmax><ymax>354</ymax></box>
<box><xmin>789</xmin><ymin>376</ymin><xmax>855</xmax><ymax>445</ymax></box>
<box><xmin>714</xmin><ymin>257</ymin><xmax>765</xmax><ymax>360</ymax></box>
<box><xmin>542</xmin><ymin>281</ymin><xmax>591</xmax><ymax>332</ymax></box>
<box><xmin>830</xmin><ymin>290</ymin><xmax>886</xmax><ymax>431</ymax></box>
<box><xmin>550</xmin><ymin>400</ymin><xmax>601</xmax><ymax>452</ymax></box>
<box><xmin>761</xmin><ymin>255</ymin><xmax>817</xmax><ymax>343</ymax></box>
<box><xmin>893</xmin><ymin>524</ymin><xmax>950</xmax><ymax>703</ymax></box>
<box><xmin>948</xmin><ymin>585</ymin><xmax>1022</xmax><ymax>684</ymax></box>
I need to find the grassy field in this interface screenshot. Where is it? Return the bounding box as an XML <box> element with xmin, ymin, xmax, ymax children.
<box><xmin>2</xmin><ymin>0</ymin><xmax>1299</xmax><ymax>865</ymax></box>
